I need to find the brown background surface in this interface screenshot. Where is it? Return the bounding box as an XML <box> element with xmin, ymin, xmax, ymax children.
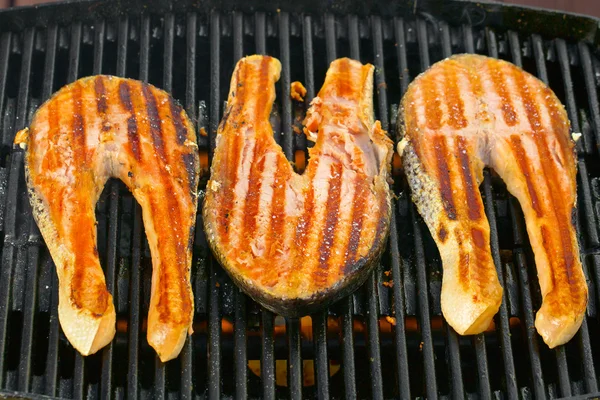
<box><xmin>0</xmin><ymin>0</ymin><xmax>598</xmax><ymax>17</ymax></box>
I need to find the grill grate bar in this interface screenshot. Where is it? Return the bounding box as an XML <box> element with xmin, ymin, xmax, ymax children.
<box><xmin>579</xmin><ymin>42</ymin><xmax>600</xmax><ymax>156</ymax></box>
<box><xmin>286</xmin><ymin>317</ymin><xmax>302</xmax><ymax>400</ymax></box>
<box><xmin>301</xmin><ymin>16</ymin><xmax>315</xmax><ymax>101</ymax></box>
<box><xmin>278</xmin><ymin>12</ymin><xmax>293</xmax><ymax>160</ymax></box>
<box><xmin>366</xmin><ymin>274</ymin><xmax>384</xmax><ymax>399</ymax></box>
<box><xmin>312</xmin><ymin>311</ymin><xmax>330</xmax><ymax>400</ymax></box>
<box><xmin>186</xmin><ymin>12</ymin><xmax>197</xmax><ymax>121</ymax></box>
<box><xmin>93</xmin><ymin>19</ymin><xmax>105</xmax><ymax>75</ymax></box>
<box><xmin>127</xmin><ymin>205</ymin><xmax>143</xmax><ymax>400</ymax></box>
<box><xmin>438</xmin><ymin>22</ymin><xmax>466</xmax><ymax>399</ymax></box>
<box><xmin>339</xmin><ymin>297</ymin><xmax>356</xmax><ymax>398</ymax></box>
<box><xmin>394</xmin><ymin>18</ymin><xmax>409</xmax><ymax>96</ymax></box>
<box><xmin>410</xmin><ymin>205</ymin><xmax>438</xmax><ymax>399</ymax></box>
<box><xmin>577</xmin><ymin>318</ymin><xmax>598</xmax><ymax>392</ymax></box>
<box><xmin>255</xmin><ymin>12</ymin><xmax>266</xmax><ymax>55</ymax></box>
<box><xmin>556</xmin><ymin>39</ymin><xmax>590</xmax><ymax>154</ymax></box>
<box><xmin>413</xmin><ymin>19</ymin><xmax>438</xmax><ymax>400</ymax></box>
<box><xmin>514</xmin><ymin>248</ymin><xmax>546</xmax><ymax>400</ymax></box>
<box><xmin>388</xmin><ymin>206</ymin><xmax>411</xmax><ymax>399</ymax></box>
<box><xmin>576</xmin><ymin>158</ymin><xmax>600</xmax><ymax>249</ymax></box>
<box><xmin>483</xmin><ymin>28</ymin><xmax>519</xmax><ymax>399</ymax></box>
<box><xmin>0</xmin><ymin>32</ymin><xmax>10</xmax><ymax>139</ymax></box>
<box><xmin>261</xmin><ymin>312</ymin><xmax>276</xmax><ymax>400</ymax></box>
<box><xmin>234</xmin><ymin>292</ymin><xmax>248</xmax><ymax>400</ymax></box>
<box><xmin>14</xmin><ymin>27</ymin><xmax>36</xmax><ymax>394</ymax></box>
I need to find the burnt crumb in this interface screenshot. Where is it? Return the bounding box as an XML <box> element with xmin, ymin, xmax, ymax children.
<box><xmin>128</xmin><ymin>171</ymin><xmax>133</xmax><ymax>178</ymax></box>
<box><xmin>438</xmin><ymin>225</ymin><xmax>448</xmax><ymax>242</ymax></box>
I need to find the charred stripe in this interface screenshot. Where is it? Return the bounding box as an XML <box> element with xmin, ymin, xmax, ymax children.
<box><xmin>142</xmin><ymin>84</ymin><xmax>167</xmax><ymax>162</ymax></box>
<box><xmin>443</xmin><ymin>63</ymin><xmax>468</xmax><ymax>129</ymax></box>
<box><xmin>344</xmin><ymin>177</ymin><xmax>368</xmax><ymax>273</ymax></box>
<box><xmin>488</xmin><ymin>62</ymin><xmax>518</xmax><ymax>127</ymax></box>
<box><xmin>509</xmin><ymin>135</ymin><xmax>543</xmax><ymax>218</ymax></box>
<box><xmin>456</xmin><ymin>136</ymin><xmax>482</xmax><ymax>221</ymax></box>
<box><xmin>72</xmin><ymin>81</ymin><xmax>86</xmax><ymax>166</ymax></box>
<box><xmin>118</xmin><ymin>82</ymin><xmax>141</xmax><ymax>161</ymax></box>
<box><xmin>169</xmin><ymin>97</ymin><xmax>188</xmax><ymax>145</ymax></box>
<box><xmin>315</xmin><ymin>162</ymin><xmax>344</xmax><ymax>286</ymax></box>
<box><xmin>433</xmin><ymin>135</ymin><xmax>457</xmax><ymax>220</ymax></box>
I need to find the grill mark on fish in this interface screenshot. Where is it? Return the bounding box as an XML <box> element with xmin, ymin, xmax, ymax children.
<box><xmin>94</xmin><ymin>76</ymin><xmax>111</xmax><ymax>133</ymax></box>
<box><xmin>335</xmin><ymin>58</ymin><xmax>352</xmax><ymax>98</ymax></box>
<box><xmin>71</xmin><ymin>223</ymin><xmax>109</xmax><ymax>315</ymax></box>
<box><xmin>469</xmin><ymin>66</ymin><xmax>491</xmax><ymax>123</ymax></box>
<box><xmin>512</xmin><ymin>68</ymin><xmax>578</xmax><ymax>295</ymax></box>
<box><xmin>254</xmin><ymin>57</ymin><xmax>272</xmax><ymax>122</ymax></box>
<box><xmin>455</xmin><ymin>229</ymin><xmax>470</xmax><ymax>289</ymax></box>
<box><xmin>422</xmin><ymin>72</ymin><xmax>443</xmax><ymax>130</ymax></box>
<box><xmin>443</xmin><ymin>65</ymin><xmax>468</xmax><ymax>129</ymax></box>
<box><xmin>72</xmin><ymin>81</ymin><xmax>86</xmax><ymax>166</ymax></box>
<box><xmin>94</xmin><ymin>76</ymin><xmax>108</xmax><ymax>114</ymax></box>
<box><xmin>315</xmin><ymin>162</ymin><xmax>343</xmax><ymax>286</ymax></box>
<box><xmin>438</xmin><ymin>225</ymin><xmax>448</xmax><ymax>242</ymax></box>
<box><xmin>456</xmin><ymin>136</ymin><xmax>482</xmax><ymax>220</ymax></box>
<box><xmin>509</xmin><ymin>135</ymin><xmax>543</xmax><ymax>218</ymax></box>
<box><xmin>118</xmin><ymin>82</ymin><xmax>141</xmax><ymax>161</ymax></box>
<box><xmin>269</xmin><ymin>156</ymin><xmax>289</xmax><ymax>263</ymax></box>
<box><xmin>489</xmin><ymin>63</ymin><xmax>518</xmax><ymax>127</ymax></box>
<box><xmin>433</xmin><ymin>135</ymin><xmax>457</xmax><ymax>220</ymax></box>
<box><xmin>471</xmin><ymin>227</ymin><xmax>485</xmax><ymax>249</ymax></box>
<box><xmin>182</xmin><ymin>152</ymin><xmax>198</xmax><ymax>197</ymax></box>
<box><xmin>169</xmin><ymin>98</ymin><xmax>188</xmax><ymax>145</ymax></box>
<box><xmin>540</xmin><ymin>225</ymin><xmax>557</xmax><ymax>289</ymax></box>
<box><xmin>142</xmin><ymin>84</ymin><xmax>167</xmax><ymax>163</ymax></box>
<box><xmin>242</xmin><ymin>153</ymin><xmax>268</xmax><ymax>261</ymax></box>
<box><xmin>345</xmin><ymin>177</ymin><xmax>368</xmax><ymax>273</ymax></box>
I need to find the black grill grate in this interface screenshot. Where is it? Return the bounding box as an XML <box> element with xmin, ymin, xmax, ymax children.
<box><xmin>1</xmin><ymin>1</ymin><xmax>600</xmax><ymax>398</ymax></box>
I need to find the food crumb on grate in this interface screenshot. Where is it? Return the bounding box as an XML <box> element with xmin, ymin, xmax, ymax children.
<box><xmin>385</xmin><ymin>316</ymin><xmax>397</xmax><ymax>325</ymax></box>
<box><xmin>291</xmin><ymin>81</ymin><xmax>307</xmax><ymax>102</ymax></box>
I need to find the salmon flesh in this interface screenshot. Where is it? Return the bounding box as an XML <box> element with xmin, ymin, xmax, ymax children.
<box><xmin>398</xmin><ymin>54</ymin><xmax>587</xmax><ymax>347</ymax></box>
<box><xmin>17</xmin><ymin>76</ymin><xmax>200</xmax><ymax>361</ymax></box>
<box><xmin>203</xmin><ymin>55</ymin><xmax>394</xmax><ymax>316</ymax></box>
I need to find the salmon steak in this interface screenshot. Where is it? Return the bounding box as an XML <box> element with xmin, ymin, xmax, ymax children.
<box><xmin>398</xmin><ymin>54</ymin><xmax>587</xmax><ymax>347</ymax></box>
<box><xmin>203</xmin><ymin>55</ymin><xmax>394</xmax><ymax>316</ymax></box>
<box><xmin>15</xmin><ymin>76</ymin><xmax>200</xmax><ymax>361</ymax></box>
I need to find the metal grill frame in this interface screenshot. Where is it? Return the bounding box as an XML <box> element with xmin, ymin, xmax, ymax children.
<box><xmin>0</xmin><ymin>0</ymin><xmax>600</xmax><ymax>398</ymax></box>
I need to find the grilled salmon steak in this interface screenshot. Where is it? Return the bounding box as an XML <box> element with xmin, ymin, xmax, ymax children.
<box><xmin>204</xmin><ymin>56</ymin><xmax>393</xmax><ymax>316</ymax></box>
<box><xmin>16</xmin><ymin>76</ymin><xmax>200</xmax><ymax>361</ymax></box>
<box><xmin>398</xmin><ymin>54</ymin><xmax>587</xmax><ymax>347</ymax></box>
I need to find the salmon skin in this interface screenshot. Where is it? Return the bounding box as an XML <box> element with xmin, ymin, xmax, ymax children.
<box><xmin>16</xmin><ymin>76</ymin><xmax>200</xmax><ymax>361</ymax></box>
<box><xmin>398</xmin><ymin>54</ymin><xmax>587</xmax><ymax>347</ymax></box>
<box><xmin>204</xmin><ymin>55</ymin><xmax>393</xmax><ymax>316</ymax></box>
